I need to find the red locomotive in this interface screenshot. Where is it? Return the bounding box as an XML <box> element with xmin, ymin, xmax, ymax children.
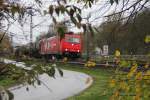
<box><xmin>39</xmin><ymin>32</ymin><xmax>82</xmax><ymax>58</ymax></box>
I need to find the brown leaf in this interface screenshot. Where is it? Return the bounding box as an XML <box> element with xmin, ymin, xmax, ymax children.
<box><xmin>55</xmin><ymin>7</ymin><xmax>60</xmax><ymax>16</ymax></box>
<box><xmin>49</xmin><ymin>5</ymin><xmax>53</xmax><ymax>15</ymax></box>
<box><xmin>77</xmin><ymin>14</ymin><xmax>82</xmax><ymax>22</ymax></box>
<box><xmin>70</xmin><ymin>8</ymin><xmax>74</xmax><ymax>17</ymax></box>
<box><xmin>76</xmin><ymin>23</ymin><xmax>81</xmax><ymax>28</ymax></box>
<box><xmin>59</xmin><ymin>5</ymin><xmax>65</xmax><ymax>14</ymax></box>
<box><xmin>82</xmin><ymin>24</ymin><xmax>86</xmax><ymax>32</ymax></box>
<box><xmin>52</xmin><ymin>16</ymin><xmax>57</xmax><ymax>24</ymax></box>
<box><xmin>71</xmin><ymin>17</ymin><xmax>77</xmax><ymax>25</ymax></box>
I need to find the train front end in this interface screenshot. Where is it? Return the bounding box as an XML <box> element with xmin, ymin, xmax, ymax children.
<box><xmin>61</xmin><ymin>33</ymin><xmax>82</xmax><ymax>58</ymax></box>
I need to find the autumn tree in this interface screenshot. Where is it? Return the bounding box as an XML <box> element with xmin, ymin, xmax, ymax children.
<box><xmin>95</xmin><ymin>8</ymin><xmax>150</xmax><ymax>54</ymax></box>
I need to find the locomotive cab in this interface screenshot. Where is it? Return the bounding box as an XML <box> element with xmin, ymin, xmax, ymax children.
<box><xmin>61</xmin><ymin>33</ymin><xmax>82</xmax><ymax>57</ymax></box>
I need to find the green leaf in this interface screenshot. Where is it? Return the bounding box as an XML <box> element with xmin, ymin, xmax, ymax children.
<box><xmin>70</xmin><ymin>8</ymin><xmax>75</xmax><ymax>17</ymax></box>
<box><xmin>73</xmin><ymin>6</ymin><xmax>81</xmax><ymax>13</ymax></box>
<box><xmin>77</xmin><ymin>0</ymin><xmax>81</xmax><ymax>3</ymax></box>
<box><xmin>59</xmin><ymin>5</ymin><xmax>66</xmax><ymax>14</ymax></box>
<box><xmin>89</xmin><ymin>2</ymin><xmax>92</xmax><ymax>7</ymax></box>
<box><xmin>82</xmin><ymin>24</ymin><xmax>86</xmax><ymax>32</ymax></box>
<box><xmin>11</xmin><ymin>5</ymin><xmax>19</xmax><ymax>16</ymax></box>
<box><xmin>77</xmin><ymin>14</ymin><xmax>82</xmax><ymax>22</ymax></box>
<box><xmin>76</xmin><ymin>23</ymin><xmax>81</xmax><ymax>28</ymax></box>
<box><xmin>88</xmin><ymin>24</ymin><xmax>94</xmax><ymax>37</ymax></box>
<box><xmin>114</xmin><ymin>0</ymin><xmax>119</xmax><ymax>4</ymax></box>
<box><xmin>55</xmin><ymin>7</ymin><xmax>60</xmax><ymax>16</ymax></box>
<box><xmin>71</xmin><ymin>17</ymin><xmax>77</xmax><ymax>25</ymax></box>
<box><xmin>94</xmin><ymin>27</ymin><xmax>100</xmax><ymax>33</ymax></box>
<box><xmin>48</xmin><ymin>67</ymin><xmax>55</xmax><ymax>78</ymax></box>
<box><xmin>145</xmin><ymin>35</ymin><xmax>150</xmax><ymax>43</ymax></box>
<box><xmin>43</xmin><ymin>10</ymin><xmax>47</xmax><ymax>15</ymax></box>
<box><xmin>110</xmin><ymin>0</ymin><xmax>114</xmax><ymax>5</ymax></box>
<box><xmin>57</xmin><ymin>68</ymin><xmax>63</xmax><ymax>77</ymax></box>
<box><xmin>35</xmin><ymin>0</ymin><xmax>42</xmax><ymax>6</ymax></box>
<box><xmin>63</xmin><ymin>0</ymin><xmax>67</xmax><ymax>4</ymax></box>
<box><xmin>6</xmin><ymin>90</ymin><xmax>14</xmax><ymax>100</ymax></box>
<box><xmin>52</xmin><ymin>16</ymin><xmax>57</xmax><ymax>24</ymax></box>
<box><xmin>37</xmin><ymin>79</ymin><xmax>41</xmax><ymax>85</ymax></box>
<box><xmin>57</xmin><ymin>1</ymin><xmax>61</xmax><ymax>5</ymax></box>
<box><xmin>78</xmin><ymin>8</ymin><xmax>81</xmax><ymax>14</ymax></box>
<box><xmin>91</xmin><ymin>0</ymin><xmax>94</xmax><ymax>4</ymax></box>
<box><xmin>57</xmin><ymin>27</ymin><xmax>65</xmax><ymax>40</ymax></box>
<box><xmin>26</xmin><ymin>87</ymin><xmax>29</xmax><ymax>91</ymax></box>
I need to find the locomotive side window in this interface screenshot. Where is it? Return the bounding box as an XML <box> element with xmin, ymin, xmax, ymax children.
<box><xmin>65</xmin><ymin>37</ymin><xmax>80</xmax><ymax>43</ymax></box>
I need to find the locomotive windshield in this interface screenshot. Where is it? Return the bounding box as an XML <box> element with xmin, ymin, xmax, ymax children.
<box><xmin>65</xmin><ymin>37</ymin><xmax>80</xmax><ymax>43</ymax></box>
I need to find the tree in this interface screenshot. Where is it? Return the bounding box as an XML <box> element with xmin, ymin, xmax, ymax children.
<box><xmin>47</xmin><ymin>21</ymin><xmax>68</xmax><ymax>39</ymax></box>
<box><xmin>94</xmin><ymin>13</ymin><xmax>123</xmax><ymax>54</ymax></box>
<box><xmin>94</xmin><ymin>8</ymin><xmax>150</xmax><ymax>54</ymax></box>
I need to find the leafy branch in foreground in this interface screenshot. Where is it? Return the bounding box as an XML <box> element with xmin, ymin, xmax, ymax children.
<box><xmin>0</xmin><ymin>60</ymin><xmax>63</xmax><ymax>100</ymax></box>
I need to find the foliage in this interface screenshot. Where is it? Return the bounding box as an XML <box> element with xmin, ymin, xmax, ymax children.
<box><xmin>108</xmin><ymin>54</ymin><xmax>150</xmax><ymax>100</ymax></box>
<box><xmin>56</xmin><ymin>22</ymin><xmax>67</xmax><ymax>40</ymax></box>
<box><xmin>95</xmin><ymin>9</ymin><xmax>150</xmax><ymax>54</ymax></box>
<box><xmin>0</xmin><ymin>59</ymin><xmax>63</xmax><ymax>99</ymax></box>
<box><xmin>145</xmin><ymin>35</ymin><xmax>150</xmax><ymax>43</ymax></box>
<box><xmin>84</xmin><ymin>61</ymin><xmax>96</xmax><ymax>67</ymax></box>
<box><xmin>35</xmin><ymin>21</ymin><xmax>68</xmax><ymax>42</ymax></box>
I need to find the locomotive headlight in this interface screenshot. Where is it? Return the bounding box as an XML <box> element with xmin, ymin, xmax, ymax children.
<box><xmin>65</xmin><ymin>49</ymin><xmax>68</xmax><ymax>51</ymax></box>
<box><xmin>77</xmin><ymin>50</ymin><xmax>80</xmax><ymax>52</ymax></box>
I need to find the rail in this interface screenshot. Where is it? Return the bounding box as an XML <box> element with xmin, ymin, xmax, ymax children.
<box><xmin>90</xmin><ymin>55</ymin><xmax>150</xmax><ymax>62</ymax></box>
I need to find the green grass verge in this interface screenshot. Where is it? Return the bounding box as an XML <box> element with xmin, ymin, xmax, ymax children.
<box><xmin>58</xmin><ymin>63</ymin><xmax>113</xmax><ymax>100</ymax></box>
<box><xmin>0</xmin><ymin>77</ymin><xmax>16</xmax><ymax>88</ymax></box>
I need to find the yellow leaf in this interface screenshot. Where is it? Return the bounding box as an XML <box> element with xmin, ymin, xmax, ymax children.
<box><xmin>115</xmin><ymin>50</ymin><xmax>120</xmax><ymax>57</ymax></box>
<box><xmin>135</xmin><ymin>72</ymin><xmax>142</xmax><ymax>80</ymax></box>
<box><xmin>134</xmin><ymin>94</ymin><xmax>141</xmax><ymax>100</ymax></box>
<box><xmin>144</xmin><ymin>63</ymin><xmax>149</xmax><ymax>69</ymax></box>
<box><xmin>127</xmin><ymin>72</ymin><xmax>133</xmax><ymax>78</ymax></box>
<box><xmin>120</xmin><ymin>81</ymin><xmax>127</xmax><ymax>90</ymax></box>
<box><xmin>145</xmin><ymin>35</ymin><xmax>150</xmax><ymax>43</ymax></box>
<box><xmin>109</xmin><ymin>79</ymin><xmax>116</xmax><ymax>87</ymax></box>
<box><xmin>114</xmin><ymin>90</ymin><xmax>119</xmax><ymax>97</ymax></box>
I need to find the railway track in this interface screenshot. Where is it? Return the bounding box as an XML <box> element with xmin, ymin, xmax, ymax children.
<box><xmin>56</xmin><ymin>60</ymin><xmax>116</xmax><ymax>67</ymax></box>
<box><xmin>46</xmin><ymin>55</ymin><xmax>149</xmax><ymax>72</ymax></box>
<box><xmin>54</xmin><ymin>59</ymin><xmax>149</xmax><ymax>69</ymax></box>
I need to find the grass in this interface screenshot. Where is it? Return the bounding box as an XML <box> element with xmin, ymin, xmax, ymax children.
<box><xmin>58</xmin><ymin>63</ymin><xmax>113</xmax><ymax>100</ymax></box>
<box><xmin>0</xmin><ymin>77</ymin><xmax>16</xmax><ymax>88</ymax></box>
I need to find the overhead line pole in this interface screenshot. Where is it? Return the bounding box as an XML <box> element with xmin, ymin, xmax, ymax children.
<box><xmin>85</xmin><ymin>14</ymin><xmax>91</xmax><ymax>62</ymax></box>
<box><xmin>10</xmin><ymin>34</ymin><xmax>14</xmax><ymax>53</ymax></box>
<box><xmin>29</xmin><ymin>8</ymin><xmax>33</xmax><ymax>56</ymax></box>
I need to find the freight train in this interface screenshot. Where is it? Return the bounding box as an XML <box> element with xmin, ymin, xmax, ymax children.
<box><xmin>39</xmin><ymin>32</ymin><xmax>82</xmax><ymax>59</ymax></box>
